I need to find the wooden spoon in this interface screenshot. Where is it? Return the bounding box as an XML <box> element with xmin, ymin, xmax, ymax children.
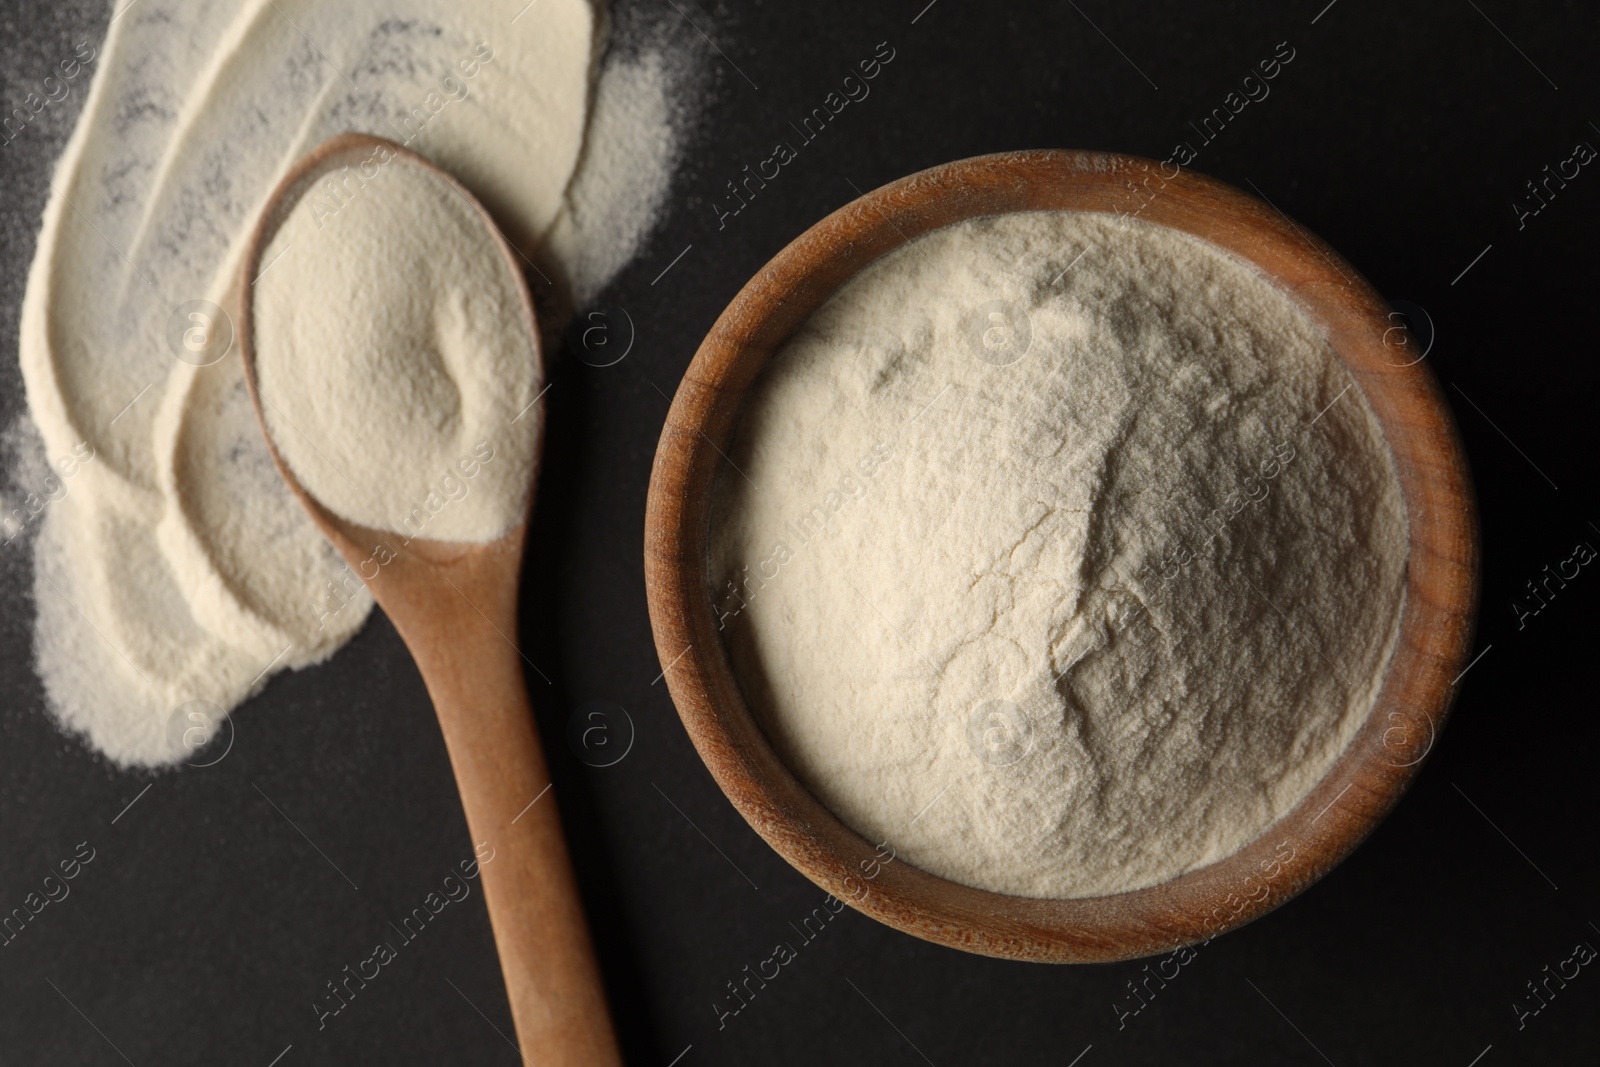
<box><xmin>237</xmin><ymin>133</ymin><xmax>622</xmax><ymax>1065</ymax></box>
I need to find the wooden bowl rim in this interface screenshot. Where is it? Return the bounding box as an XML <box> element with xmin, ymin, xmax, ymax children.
<box><xmin>643</xmin><ymin>149</ymin><xmax>1479</xmax><ymax>963</ymax></box>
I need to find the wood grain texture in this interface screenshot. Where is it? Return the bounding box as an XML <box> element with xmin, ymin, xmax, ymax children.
<box><xmin>238</xmin><ymin>133</ymin><xmax>623</xmax><ymax>1063</ymax></box>
<box><xmin>644</xmin><ymin>150</ymin><xmax>1479</xmax><ymax>963</ymax></box>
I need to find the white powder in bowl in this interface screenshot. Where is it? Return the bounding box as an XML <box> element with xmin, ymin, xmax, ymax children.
<box><xmin>253</xmin><ymin>160</ymin><xmax>538</xmax><ymax>542</ymax></box>
<box><xmin>710</xmin><ymin>211</ymin><xmax>1409</xmax><ymax>899</ymax></box>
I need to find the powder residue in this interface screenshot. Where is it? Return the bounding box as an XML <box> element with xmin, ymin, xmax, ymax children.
<box><xmin>16</xmin><ymin>0</ymin><xmax>700</xmax><ymax>766</ymax></box>
<box><xmin>711</xmin><ymin>211</ymin><xmax>1409</xmax><ymax>899</ymax></box>
<box><xmin>254</xmin><ymin>161</ymin><xmax>539</xmax><ymax>541</ymax></box>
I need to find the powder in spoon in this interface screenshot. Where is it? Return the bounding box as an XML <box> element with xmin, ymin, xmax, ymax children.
<box><xmin>15</xmin><ymin>0</ymin><xmax>707</xmax><ymax>766</ymax></box>
<box><xmin>253</xmin><ymin>160</ymin><xmax>538</xmax><ymax>542</ymax></box>
<box><xmin>710</xmin><ymin>210</ymin><xmax>1408</xmax><ymax>899</ymax></box>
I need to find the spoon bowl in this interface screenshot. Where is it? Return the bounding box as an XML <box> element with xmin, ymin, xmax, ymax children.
<box><xmin>238</xmin><ymin>132</ymin><xmax>621</xmax><ymax>1063</ymax></box>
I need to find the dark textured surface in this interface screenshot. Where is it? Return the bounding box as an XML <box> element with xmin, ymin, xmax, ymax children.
<box><xmin>1</xmin><ymin>1</ymin><xmax>1596</xmax><ymax>1064</ymax></box>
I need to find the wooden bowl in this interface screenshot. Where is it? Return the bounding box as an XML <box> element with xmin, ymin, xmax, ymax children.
<box><xmin>643</xmin><ymin>150</ymin><xmax>1478</xmax><ymax>962</ymax></box>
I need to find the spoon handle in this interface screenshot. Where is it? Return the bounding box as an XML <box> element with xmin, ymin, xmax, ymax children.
<box><xmin>397</xmin><ymin>565</ymin><xmax>623</xmax><ymax>1067</ymax></box>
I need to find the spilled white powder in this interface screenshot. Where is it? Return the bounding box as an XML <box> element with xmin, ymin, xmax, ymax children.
<box><xmin>711</xmin><ymin>211</ymin><xmax>1409</xmax><ymax>899</ymax></box>
<box><xmin>17</xmin><ymin>0</ymin><xmax>702</xmax><ymax>766</ymax></box>
<box><xmin>254</xmin><ymin>161</ymin><xmax>539</xmax><ymax>542</ymax></box>
<box><xmin>548</xmin><ymin>46</ymin><xmax>686</xmax><ymax>308</ymax></box>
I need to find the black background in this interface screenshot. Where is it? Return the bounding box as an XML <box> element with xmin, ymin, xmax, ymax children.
<box><xmin>3</xmin><ymin>1</ymin><xmax>1597</xmax><ymax>1064</ymax></box>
